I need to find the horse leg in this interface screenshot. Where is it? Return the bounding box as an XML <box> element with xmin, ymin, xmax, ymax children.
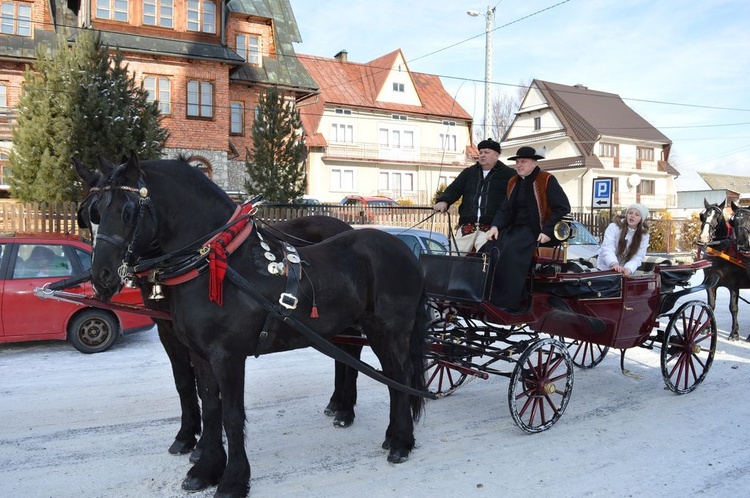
<box><xmin>325</xmin><ymin>329</ymin><xmax>362</xmax><ymax>428</ymax></box>
<box><xmin>212</xmin><ymin>356</ymin><xmax>251</xmax><ymax>498</ymax></box>
<box><xmin>182</xmin><ymin>357</ymin><xmax>227</xmax><ymax>492</ymax></box>
<box><xmin>706</xmin><ymin>285</ymin><xmax>717</xmax><ymax>310</ymax></box>
<box><xmin>729</xmin><ymin>289</ymin><xmax>740</xmax><ymax>341</ymax></box>
<box><xmin>156</xmin><ymin>321</ymin><xmax>201</xmax><ymax>455</ymax></box>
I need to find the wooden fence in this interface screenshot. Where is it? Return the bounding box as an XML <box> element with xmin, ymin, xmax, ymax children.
<box><xmin>0</xmin><ymin>201</ymin><xmax>698</xmax><ymax>254</ymax></box>
<box><xmin>0</xmin><ymin>201</ymin><xmax>81</xmax><ymax>235</ymax></box>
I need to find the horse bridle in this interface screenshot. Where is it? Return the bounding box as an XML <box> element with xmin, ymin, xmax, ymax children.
<box><xmin>699</xmin><ymin>204</ymin><xmax>724</xmax><ymax>243</ymax></box>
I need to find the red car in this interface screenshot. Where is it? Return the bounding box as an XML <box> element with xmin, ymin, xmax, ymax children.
<box><xmin>340</xmin><ymin>195</ymin><xmax>399</xmax><ymax>223</ymax></box>
<box><xmin>0</xmin><ymin>233</ymin><xmax>154</xmax><ymax>353</ymax></box>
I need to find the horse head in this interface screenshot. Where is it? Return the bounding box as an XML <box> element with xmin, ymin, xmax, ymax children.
<box><xmin>730</xmin><ymin>201</ymin><xmax>750</xmax><ymax>252</ymax></box>
<box><xmin>76</xmin><ymin>153</ymin><xmax>159</xmax><ymax>300</ymax></box>
<box><xmin>698</xmin><ymin>198</ymin><xmax>728</xmax><ymax>244</ymax></box>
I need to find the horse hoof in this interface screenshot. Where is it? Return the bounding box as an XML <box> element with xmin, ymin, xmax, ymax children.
<box><xmin>333</xmin><ymin>413</ymin><xmax>354</xmax><ymax>428</ymax></box>
<box><xmin>381</xmin><ymin>437</ymin><xmax>391</xmax><ymax>450</ymax></box>
<box><xmin>182</xmin><ymin>475</ymin><xmax>211</xmax><ymax>491</ymax></box>
<box><xmin>729</xmin><ymin>335</ymin><xmax>739</xmax><ymax>341</ymax></box>
<box><xmin>189</xmin><ymin>447</ymin><xmax>203</xmax><ymax>464</ymax></box>
<box><xmin>324</xmin><ymin>401</ymin><xmax>339</xmax><ymax>417</ymax></box>
<box><xmin>168</xmin><ymin>438</ymin><xmax>196</xmax><ymax>455</ymax></box>
<box><xmin>387</xmin><ymin>448</ymin><xmax>409</xmax><ymax>464</ymax></box>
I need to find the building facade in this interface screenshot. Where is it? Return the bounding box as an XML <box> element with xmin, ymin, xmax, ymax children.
<box><xmin>0</xmin><ymin>0</ymin><xmax>317</xmax><ymax>196</ymax></box>
<box><xmin>502</xmin><ymin>80</ymin><xmax>679</xmax><ymax>213</ymax></box>
<box><xmin>297</xmin><ymin>49</ymin><xmax>475</xmax><ymax>205</ymax></box>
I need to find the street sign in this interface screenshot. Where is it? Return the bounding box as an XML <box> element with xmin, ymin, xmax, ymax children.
<box><xmin>592</xmin><ymin>178</ymin><xmax>612</xmax><ymax>209</ymax></box>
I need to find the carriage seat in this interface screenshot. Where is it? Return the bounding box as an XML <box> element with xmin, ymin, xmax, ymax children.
<box><xmin>534</xmin><ymin>273</ymin><xmax>623</xmax><ymax>300</ymax></box>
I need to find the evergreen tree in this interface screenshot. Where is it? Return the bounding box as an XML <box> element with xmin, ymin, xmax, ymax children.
<box><xmin>9</xmin><ymin>30</ymin><xmax>168</xmax><ymax>202</ymax></box>
<box><xmin>244</xmin><ymin>86</ymin><xmax>306</xmax><ymax>203</ymax></box>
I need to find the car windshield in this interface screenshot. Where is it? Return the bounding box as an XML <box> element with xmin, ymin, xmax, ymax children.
<box><xmin>368</xmin><ymin>201</ymin><xmax>395</xmax><ymax>206</ymax></box>
<box><xmin>569</xmin><ymin>223</ymin><xmax>599</xmax><ymax>245</ymax></box>
<box><xmin>422</xmin><ymin>237</ymin><xmax>449</xmax><ymax>254</ymax></box>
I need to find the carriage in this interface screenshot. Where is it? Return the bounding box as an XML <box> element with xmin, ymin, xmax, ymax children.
<box><xmin>35</xmin><ymin>154</ymin><xmax>724</xmax><ymax>498</ymax></box>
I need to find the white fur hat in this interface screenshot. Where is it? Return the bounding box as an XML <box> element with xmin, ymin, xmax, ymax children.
<box><xmin>627</xmin><ymin>203</ymin><xmax>649</xmax><ymax>221</ymax></box>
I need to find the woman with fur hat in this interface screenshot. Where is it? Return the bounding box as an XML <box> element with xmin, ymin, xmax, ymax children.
<box><xmin>596</xmin><ymin>203</ymin><xmax>650</xmax><ymax>275</ymax></box>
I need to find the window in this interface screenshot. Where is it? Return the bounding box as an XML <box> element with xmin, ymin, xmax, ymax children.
<box><xmin>379</xmin><ymin>128</ymin><xmax>389</xmax><ymax>146</ymax></box>
<box><xmin>236</xmin><ymin>34</ymin><xmax>261</xmax><ymax>65</ymax></box>
<box><xmin>331</xmin><ymin>167</ymin><xmax>354</xmax><ymax>191</ymax></box>
<box><xmin>600</xmin><ymin>143</ymin><xmax>619</xmax><ymax>157</ymax></box>
<box><xmin>440</xmin><ymin>133</ymin><xmax>457</xmax><ymax>152</ymax></box>
<box><xmin>1</xmin><ymin>2</ymin><xmax>31</xmax><ymax>35</ymax></box>
<box><xmin>334</xmin><ymin>108</ymin><xmax>352</xmax><ymax>115</ymax></box>
<box><xmin>442</xmin><ymin>120</ymin><xmax>456</xmax><ymax>126</ymax></box>
<box><xmin>143</xmin><ymin>76</ymin><xmax>171</xmax><ymax>115</ymax></box>
<box><xmin>379</xmin><ymin>171</ymin><xmax>414</xmax><ymax>194</ymax></box>
<box><xmin>403</xmin><ymin>130</ymin><xmax>414</xmax><ymax>149</ymax></box>
<box><xmin>637</xmin><ymin>147</ymin><xmax>654</xmax><ymax>161</ymax></box>
<box><xmin>143</xmin><ymin>0</ymin><xmax>173</xmax><ymax>28</ymax></box>
<box><xmin>391</xmin><ymin>130</ymin><xmax>400</xmax><ymax>148</ymax></box>
<box><xmin>330</xmin><ymin>123</ymin><xmax>353</xmax><ymax>143</ymax></box>
<box><xmin>96</xmin><ymin>0</ymin><xmax>129</xmax><ymax>22</ymax></box>
<box><xmin>187</xmin><ymin>80</ymin><xmax>213</xmax><ymax>118</ymax></box>
<box><xmin>0</xmin><ymin>150</ymin><xmax>9</xmax><ymax>186</ymax></box>
<box><xmin>14</xmin><ymin>244</ymin><xmax>72</xmax><ymax>279</ymax></box>
<box><xmin>230</xmin><ymin>102</ymin><xmax>243</xmax><ymax>135</ymax></box>
<box><xmin>391</xmin><ymin>114</ymin><xmax>407</xmax><ymax>121</ymax></box>
<box><xmin>392</xmin><ymin>82</ymin><xmax>404</xmax><ymax>92</ymax></box>
<box><xmin>0</xmin><ymin>82</ymin><xmax>6</xmax><ymax>112</ymax></box>
<box><xmin>187</xmin><ymin>0</ymin><xmax>216</xmax><ymax>33</ymax></box>
<box><xmin>533</xmin><ymin>116</ymin><xmax>541</xmax><ymax>131</ymax></box>
<box><xmin>638</xmin><ymin>179</ymin><xmax>655</xmax><ymax>195</ymax></box>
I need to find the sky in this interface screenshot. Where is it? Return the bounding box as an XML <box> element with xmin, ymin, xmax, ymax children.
<box><xmin>287</xmin><ymin>0</ymin><xmax>750</xmax><ymax>192</ymax></box>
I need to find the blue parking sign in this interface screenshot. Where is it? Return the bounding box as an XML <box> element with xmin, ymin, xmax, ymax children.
<box><xmin>592</xmin><ymin>178</ymin><xmax>612</xmax><ymax>209</ymax></box>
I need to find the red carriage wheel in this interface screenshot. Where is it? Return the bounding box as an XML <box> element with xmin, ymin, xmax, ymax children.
<box><xmin>660</xmin><ymin>300</ymin><xmax>717</xmax><ymax>394</ymax></box>
<box><xmin>556</xmin><ymin>336</ymin><xmax>610</xmax><ymax>369</ymax></box>
<box><xmin>508</xmin><ymin>338</ymin><xmax>574</xmax><ymax>433</ymax></box>
<box><xmin>424</xmin><ymin>314</ymin><xmax>472</xmax><ymax>397</ymax></box>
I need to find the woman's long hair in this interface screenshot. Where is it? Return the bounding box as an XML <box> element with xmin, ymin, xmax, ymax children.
<box><xmin>614</xmin><ymin>216</ymin><xmax>648</xmax><ymax>263</ymax></box>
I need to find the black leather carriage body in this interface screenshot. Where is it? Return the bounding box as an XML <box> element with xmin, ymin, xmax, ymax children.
<box><xmin>420</xmin><ymin>253</ymin><xmax>489</xmax><ymax>303</ymax></box>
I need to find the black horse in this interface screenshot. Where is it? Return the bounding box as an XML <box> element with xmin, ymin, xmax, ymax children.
<box><xmin>73</xmin><ymin>158</ymin><xmax>362</xmax><ymax>461</ymax></box>
<box><xmin>82</xmin><ymin>154</ymin><xmax>428</xmax><ymax>498</ymax></box>
<box><xmin>698</xmin><ymin>199</ymin><xmax>750</xmax><ymax>341</ymax></box>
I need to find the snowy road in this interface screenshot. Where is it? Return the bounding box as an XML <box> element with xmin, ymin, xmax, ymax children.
<box><xmin>2</xmin><ymin>283</ymin><xmax>750</xmax><ymax>497</ymax></box>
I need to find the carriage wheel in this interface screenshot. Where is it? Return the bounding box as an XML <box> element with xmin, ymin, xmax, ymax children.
<box><xmin>556</xmin><ymin>336</ymin><xmax>610</xmax><ymax>369</ymax></box>
<box><xmin>660</xmin><ymin>300</ymin><xmax>717</xmax><ymax>394</ymax></box>
<box><xmin>424</xmin><ymin>356</ymin><xmax>469</xmax><ymax>397</ymax></box>
<box><xmin>508</xmin><ymin>338</ymin><xmax>574</xmax><ymax>433</ymax></box>
<box><xmin>424</xmin><ymin>313</ymin><xmax>471</xmax><ymax>397</ymax></box>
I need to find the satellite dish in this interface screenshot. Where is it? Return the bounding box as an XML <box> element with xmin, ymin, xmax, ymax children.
<box><xmin>627</xmin><ymin>173</ymin><xmax>641</xmax><ymax>188</ymax></box>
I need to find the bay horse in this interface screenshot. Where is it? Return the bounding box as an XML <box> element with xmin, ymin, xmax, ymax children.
<box><xmin>73</xmin><ymin>158</ymin><xmax>362</xmax><ymax>463</ymax></box>
<box><xmin>698</xmin><ymin>199</ymin><xmax>750</xmax><ymax>341</ymax></box>
<box><xmin>83</xmin><ymin>154</ymin><xmax>428</xmax><ymax>498</ymax></box>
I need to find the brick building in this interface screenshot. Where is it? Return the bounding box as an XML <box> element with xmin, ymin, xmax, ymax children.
<box><xmin>0</xmin><ymin>0</ymin><xmax>317</xmax><ymax>197</ymax></box>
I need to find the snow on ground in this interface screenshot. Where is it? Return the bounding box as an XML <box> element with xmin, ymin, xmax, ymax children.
<box><xmin>2</xmin><ymin>282</ymin><xmax>750</xmax><ymax>498</ymax></box>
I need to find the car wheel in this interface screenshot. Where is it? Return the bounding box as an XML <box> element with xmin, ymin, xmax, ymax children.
<box><xmin>68</xmin><ymin>309</ymin><xmax>119</xmax><ymax>354</ymax></box>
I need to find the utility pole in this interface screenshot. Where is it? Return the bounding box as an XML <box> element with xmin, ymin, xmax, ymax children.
<box><xmin>468</xmin><ymin>5</ymin><xmax>496</xmax><ymax>139</ymax></box>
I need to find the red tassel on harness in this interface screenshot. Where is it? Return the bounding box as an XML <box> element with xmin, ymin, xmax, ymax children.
<box><xmin>310</xmin><ymin>305</ymin><xmax>319</xmax><ymax>318</ymax></box>
<box><xmin>208</xmin><ymin>205</ymin><xmax>253</xmax><ymax>306</ymax></box>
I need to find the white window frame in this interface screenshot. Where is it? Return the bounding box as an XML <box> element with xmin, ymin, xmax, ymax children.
<box><xmin>95</xmin><ymin>0</ymin><xmax>129</xmax><ymax>22</ymax></box>
<box><xmin>143</xmin><ymin>75</ymin><xmax>171</xmax><ymax>115</ymax></box>
<box><xmin>143</xmin><ymin>0</ymin><xmax>173</xmax><ymax>28</ymax></box>
<box><xmin>330</xmin><ymin>123</ymin><xmax>354</xmax><ymax>143</ymax></box>
<box><xmin>440</xmin><ymin>133</ymin><xmax>457</xmax><ymax>152</ymax></box>
<box><xmin>236</xmin><ymin>34</ymin><xmax>261</xmax><ymax>65</ymax></box>
<box><xmin>187</xmin><ymin>0</ymin><xmax>216</xmax><ymax>34</ymax></box>
<box><xmin>330</xmin><ymin>167</ymin><xmax>355</xmax><ymax>192</ymax></box>
<box><xmin>1</xmin><ymin>2</ymin><xmax>31</xmax><ymax>35</ymax></box>
<box><xmin>230</xmin><ymin>101</ymin><xmax>244</xmax><ymax>135</ymax></box>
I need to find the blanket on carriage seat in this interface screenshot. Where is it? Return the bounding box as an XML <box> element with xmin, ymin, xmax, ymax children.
<box><xmin>534</xmin><ymin>273</ymin><xmax>622</xmax><ymax>300</ymax></box>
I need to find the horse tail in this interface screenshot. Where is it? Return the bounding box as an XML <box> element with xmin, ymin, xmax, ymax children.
<box><xmin>409</xmin><ymin>290</ymin><xmax>429</xmax><ymax>422</ymax></box>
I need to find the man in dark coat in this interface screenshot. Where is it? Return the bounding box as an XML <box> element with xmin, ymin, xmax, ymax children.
<box><xmin>485</xmin><ymin>146</ymin><xmax>571</xmax><ymax>312</ymax></box>
<box><xmin>433</xmin><ymin>138</ymin><xmax>515</xmax><ymax>254</ymax></box>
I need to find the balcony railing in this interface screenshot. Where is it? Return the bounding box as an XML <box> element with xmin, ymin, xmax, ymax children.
<box><xmin>324</xmin><ymin>143</ymin><xmax>470</xmax><ymax>166</ymax></box>
<box><xmin>0</xmin><ymin>109</ymin><xmax>17</xmax><ymax>140</ymax></box>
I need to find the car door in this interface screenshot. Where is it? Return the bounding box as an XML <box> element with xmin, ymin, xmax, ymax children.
<box><xmin>1</xmin><ymin>243</ymin><xmax>76</xmax><ymax>340</ymax></box>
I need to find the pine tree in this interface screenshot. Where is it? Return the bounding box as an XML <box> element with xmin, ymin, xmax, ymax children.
<box><xmin>244</xmin><ymin>86</ymin><xmax>306</xmax><ymax>203</ymax></box>
<box><xmin>9</xmin><ymin>30</ymin><xmax>168</xmax><ymax>202</ymax></box>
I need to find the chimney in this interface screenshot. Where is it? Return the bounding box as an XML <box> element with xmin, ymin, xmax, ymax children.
<box><xmin>334</xmin><ymin>50</ymin><xmax>348</xmax><ymax>62</ymax></box>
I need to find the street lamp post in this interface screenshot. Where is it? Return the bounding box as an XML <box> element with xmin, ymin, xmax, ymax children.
<box><xmin>467</xmin><ymin>6</ymin><xmax>496</xmax><ymax>139</ymax></box>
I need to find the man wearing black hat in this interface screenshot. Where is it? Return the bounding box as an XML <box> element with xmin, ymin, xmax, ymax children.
<box><xmin>433</xmin><ymin>138</ymin><xmax>515</xmax><ymax>254</ymax></box>
<box><xmin>485</xmin><ymin>146</ymin><xmax>571</xmax><ymax>312</ymax></box>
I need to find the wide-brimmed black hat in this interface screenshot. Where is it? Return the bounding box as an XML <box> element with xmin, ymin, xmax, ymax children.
<box><xmin>508</xmin><ymin>146</ymin><xmax>544</xmax><ymax>161</ymax></box>
<box><xmin>477</xmin><ymin>138</ymin><xmax>501</xmax><ymax>153</ymax></box>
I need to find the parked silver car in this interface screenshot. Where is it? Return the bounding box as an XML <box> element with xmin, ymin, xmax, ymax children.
<box><xmin>355</xmin><ymin>226</ymin><xmax>450</xmax><ymax>258</ymax></box>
